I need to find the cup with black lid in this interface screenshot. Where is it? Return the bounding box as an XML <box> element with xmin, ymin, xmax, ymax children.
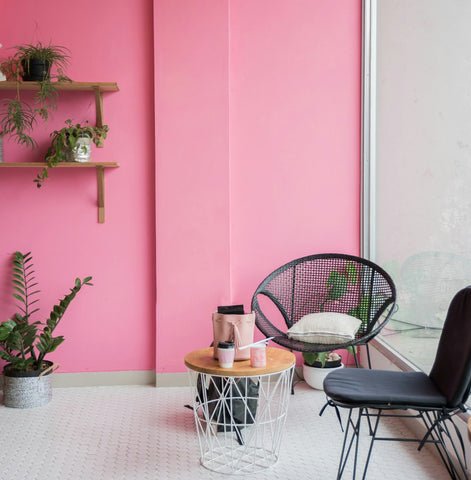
<box><xmin>217</xmin><ymin>341</ymin><xmax>235</xmax><ymax>368</ymax></box>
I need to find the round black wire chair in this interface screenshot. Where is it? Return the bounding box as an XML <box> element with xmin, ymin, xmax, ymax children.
<box><xmin>251</xmin><ymin>253</ymin><xmax>397</xmax><ymax>368</ymax></box>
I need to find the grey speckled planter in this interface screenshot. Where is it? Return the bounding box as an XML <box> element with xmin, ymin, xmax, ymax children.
<box><xmin>3</xmin><ymin>361</ymin><xmax>54</xmax><ymax>408</ymax></box>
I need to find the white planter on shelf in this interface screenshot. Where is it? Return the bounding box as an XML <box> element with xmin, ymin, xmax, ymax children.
<box><xmin>66</xmin><ymin>134</ymin><xmax>92</xmax><ymax>163</ymax></box>
<box><xmin>302</xmin><ymin>362</ymin><xmax>344</xmax><ymax>390</ymax></box>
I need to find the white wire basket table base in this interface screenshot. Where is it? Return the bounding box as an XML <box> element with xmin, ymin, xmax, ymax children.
<box><xmin>185</xmin><ymin>347</ymin><xmax>295</xmax><ymax>475</ymax></box>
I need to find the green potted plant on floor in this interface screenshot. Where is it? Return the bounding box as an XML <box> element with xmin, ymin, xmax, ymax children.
<box><xmin>0</xmin><ymin>251</ymin><xmax>92</xmax><ymax>408</ymax></box>
<box><xmin>34</xmin><ymin>119</ymin><xmax>109</xmax><ymax>188</ymax></box>
<box><xmin>298</xmin><ymin>263</ymin><xmax>359</xmax><ymax>389</ymax></box>
<box><xmin>0</xmin><ymin>42</ymin><xmax>72</xmax><ymax>149</ymax></box>
<box><xmin>302</xmin><ymin>350</ymin><xmax>346</xmax><ymax>390</ymax></box>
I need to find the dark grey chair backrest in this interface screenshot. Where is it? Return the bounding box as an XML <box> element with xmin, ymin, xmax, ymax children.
<box><xmin>429</xmin><ymin>286</ymin><xmax>471</xmax><ymax>408</ymax></box>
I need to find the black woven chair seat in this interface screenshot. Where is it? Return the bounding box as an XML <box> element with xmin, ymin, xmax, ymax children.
<box><xmin>324</xmin><ymin>369</ymin><xmax>447</xmax><ymax>408</ymax></box>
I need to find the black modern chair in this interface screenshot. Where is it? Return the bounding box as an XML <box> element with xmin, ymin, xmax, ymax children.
<box><xmin>323</xmin><ymin>285</ymin><xmax>471</xmax><ymax>480</ymax></box>
<box><xmin>251</xmin><ymin>253</ymin><xmax>396</xmax><ymax>368</ymax></box>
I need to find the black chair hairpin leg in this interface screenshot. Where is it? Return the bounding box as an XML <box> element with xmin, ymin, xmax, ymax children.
<box><xmin>320</xmin><ymin>397</ymin><xmax>344</xmax><ymax>431</ymax></box>
<box><xmin>419</xmin><ymin>409</ymin><xmax>469</xmax><ymax>480</ymax></box>
<box><xmin>431</xmin><ymin>413</ymin><xmax>468</xmax><ymax>480</ymax></box>
<box><xmin>336</xmin><ymin>408</ymin><xmax>382</xmax><ymax>480</ymax></box>
<box><xmin>361</xmin><ymin>409</ymin><xmax>382</xmax><ymax>480</ymax></box>
<box><xmin>365</xmin><ymin>344</ymin><xmax>372</xmax><ymax>369</ymax></box>
<box><xmin>353</xmin><ymin>349</ymin><xmax>360</xmax><ymax>368</ymax></box>
<box><xmin>421</xmin><ymin>411</ymin><xmax>456</xmax><ymax>479</ymax></box>
<box><xmin>336</xmin><ymin>409</ymin><xmax>356</xmax><ymax>480</ymax></box>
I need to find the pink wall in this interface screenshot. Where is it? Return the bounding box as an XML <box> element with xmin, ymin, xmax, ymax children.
<box><xmin>154</xmin><ymin>0</ymin><xmax>231</xmax><ymax>373</ymax></box>
<box><xmin>0</xmin><ymin>0</ymin><xmax>156</xmax><ymax>373</ymax></box>
<box><xmin>155</xmin><ymin>0</ymin><xmax>361</xmax><ymax>372</ymax></box>
<box><xmin>0</xmin><ymin>0</ymin><xmax>360</xmax><ymax>376</ymax></box>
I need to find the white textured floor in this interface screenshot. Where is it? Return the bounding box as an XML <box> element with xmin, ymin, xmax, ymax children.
<box><xmin>0</xmin><ymin>380</ymin><xmax>455</xmax><ymax>480</ymax></box>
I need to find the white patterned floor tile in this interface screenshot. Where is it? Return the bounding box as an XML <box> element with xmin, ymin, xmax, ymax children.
<box><xmin>0</xmin><ymin>381</ymin><xmax>459</xmax><ymax>479</ymax></box>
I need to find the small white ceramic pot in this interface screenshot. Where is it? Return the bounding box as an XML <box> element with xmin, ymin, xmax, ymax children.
<box><xmin>302</xmin><ymin>362</ymin><xmax>344</xmax><ymax>390</ymax></box>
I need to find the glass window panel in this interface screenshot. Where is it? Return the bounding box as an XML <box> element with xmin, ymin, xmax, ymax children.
<box><xmin>374</xmin><ymin>0</ymin><xmax>471</xmax><ymax>373</ymax></box>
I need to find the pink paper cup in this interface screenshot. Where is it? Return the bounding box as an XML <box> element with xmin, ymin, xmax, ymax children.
<box><xmin>250</xmin><ymin>344</ymin><xmax>266</xmax><ymax>367</ymax></box>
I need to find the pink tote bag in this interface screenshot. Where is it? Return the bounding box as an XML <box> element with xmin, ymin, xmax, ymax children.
<box><xmin>212</xmin><ymin>312</ymin><xmax>255</xmax><ymax>361</ymax></box>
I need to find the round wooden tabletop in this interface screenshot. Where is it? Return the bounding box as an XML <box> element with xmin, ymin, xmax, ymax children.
<box><xmin>184</xmin><ymin>347</ymin><xmax>295</xmax><ymax>377</ymax></box>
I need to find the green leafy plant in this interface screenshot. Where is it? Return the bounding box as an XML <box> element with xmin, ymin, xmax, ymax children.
<box><xmin>303</xmin><ymin>349</ymin><xmax>355</xmax><ymax>367</ymax></box>
<box><xmin>0</xmin><ymin>99</ymin><xmax>37</xmax><ymax>149</ymax></box>
<box><xmin>0</xmin><ymin>42</ymin><xmax>70</xmax><ymax>83</ymax></box>
<box><xmin>0</xmin><ymin>42</ymin><xmax>72</xmax><ymax>149</ymax></box>
<box><xmin>34</xmin><ymin>120</ymin><xmax>109</xmax><ymax>188</ymax></box>
<box><xmin>0</xmin><ymin>251</ymin><xmax>92</xmax><ymax>372</ymax></box>
<box><xmin>303</xmin><ymin>261</ymin><xmax>360</xmax><ymax>367</ymax></box>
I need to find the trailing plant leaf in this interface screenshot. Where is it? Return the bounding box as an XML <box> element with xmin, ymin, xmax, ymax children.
<box><xmin>0</xmin><ymin>99</ymin><xmax>37</xmax><ymax>148</ymax></box>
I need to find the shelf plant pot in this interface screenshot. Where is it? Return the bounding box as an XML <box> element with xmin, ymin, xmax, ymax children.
<box><xmin>66</xmin><ymin>133</ymin><xmax>92</xmax><ymax>163</ymax></box>
<box><xmin>2</xmin><ymin>360</ymin><xmax>55</xmax><ymax>408</ymax></box>
<box><xmin>302</xmin><ymin>361</ymin><xmax>344</xmax><ymax>390</ymax></box>
<box><xmin>21</xmin><ymin>58</ymin><xmax>51</xmax><ymax>81</ymax></box>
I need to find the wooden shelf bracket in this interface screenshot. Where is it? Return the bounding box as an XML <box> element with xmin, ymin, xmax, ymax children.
<box><xmin>93</xmin><ymin>85</ymin><xmax>105</xmax><ymax>129</ymax></box>
<box><xmin>0</xmin><ymin>162</ymin><xmax>119</xmax><ymax>223</ymax></box>
<box><xmin>97</xmin><ymin>165</ymin><xmax>105</xmax><ymax>223</ymax></box>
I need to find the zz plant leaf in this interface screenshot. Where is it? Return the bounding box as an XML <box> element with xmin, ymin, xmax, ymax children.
<box><xmin>0</xmin><ymin>251</ymin><xmax>92</xmax><ymax>372</ymax></box>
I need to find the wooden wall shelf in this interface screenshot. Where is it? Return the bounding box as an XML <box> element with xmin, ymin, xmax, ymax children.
<box><xmin>0</xmin><ymin>81</ymin><xmax>119</xmax><ymax>128</ymax></box>
<box><xmin>0</xmin><ymin>162</ymin><xmax>120</xmax><ymax>223</ymax></box>
<box><xmin>0</xmin><ymin>82</ymin><xmax>120</xmax><ymax>222</ymax></box>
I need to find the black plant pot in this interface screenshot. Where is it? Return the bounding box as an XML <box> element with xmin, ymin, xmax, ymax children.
<box><xmin>21</xmin><ymin>58</ymin><xmax>51</xmax><ymax>81</ymax></box>
<box><xmin>310</xmin><ymin>358</ymin><xmax>342</xmax><ymax>369</ymax></box>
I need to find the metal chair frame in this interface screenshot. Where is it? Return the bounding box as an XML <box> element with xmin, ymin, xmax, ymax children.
<box><xmin>335</xmin><ymin>404</ymin><xmax>468</xmax><ymax>480</ymax></box>
<box><xmin>324</xmin><ymin>286</ymin><xmax>471</xmax><ymax>480</ymax></box>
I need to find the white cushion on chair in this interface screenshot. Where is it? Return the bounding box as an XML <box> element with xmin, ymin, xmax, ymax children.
<box><xmin>287</xmin><ymin>312</ymin><xmax>361</xmax><ymax>344</ymax></box>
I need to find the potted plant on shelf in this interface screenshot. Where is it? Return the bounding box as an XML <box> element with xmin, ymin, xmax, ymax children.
<box><xmin>0</xmin><ymin>41</ymin><xmax>70</xmax><ymax>82</ymax></box>
<box><xmin>0</xmin><ymin>42</ymin><xmax>72</xmax><ymax>150</ymax></box>
<box><xmin>0</xmin><ymin>251</ymin><xmax>92</xmax><ymax>408</ymax></box>
<box><xmin>34</xmin><ymin>119</ymin><xmax>109</xmax><ymax>188</ymax></box>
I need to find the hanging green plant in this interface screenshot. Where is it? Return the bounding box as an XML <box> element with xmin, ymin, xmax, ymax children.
<box><xmin>0</xmin><ymin>41</ymin><xmax>72</xmax><ymax>149</ymax></box>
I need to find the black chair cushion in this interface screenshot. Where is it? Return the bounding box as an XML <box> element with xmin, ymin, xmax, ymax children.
<box><xmin>323</xmin><ymin>368</ymin><xmax>447</xmax><ymax>408</ymax></box>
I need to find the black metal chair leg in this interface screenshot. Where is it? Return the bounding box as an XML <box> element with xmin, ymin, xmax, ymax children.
<box><xmin>365</xmin><ymin>344</ymin><xmax>372</xmax><ymax>369</ymax></box>
<box><xmin>353</xmin><ymin>348</ymin><xmax>359</xmax><ymax>368</ymax></box>
<box><xmin>360</xmin><ymin>409</ymin><xmax>382</xmax><ymax>480</ymax></box>
<box><xmin>337</xmin><ymin>409</ymin><xmax>355</xmax><ymax>479</ymax></box>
